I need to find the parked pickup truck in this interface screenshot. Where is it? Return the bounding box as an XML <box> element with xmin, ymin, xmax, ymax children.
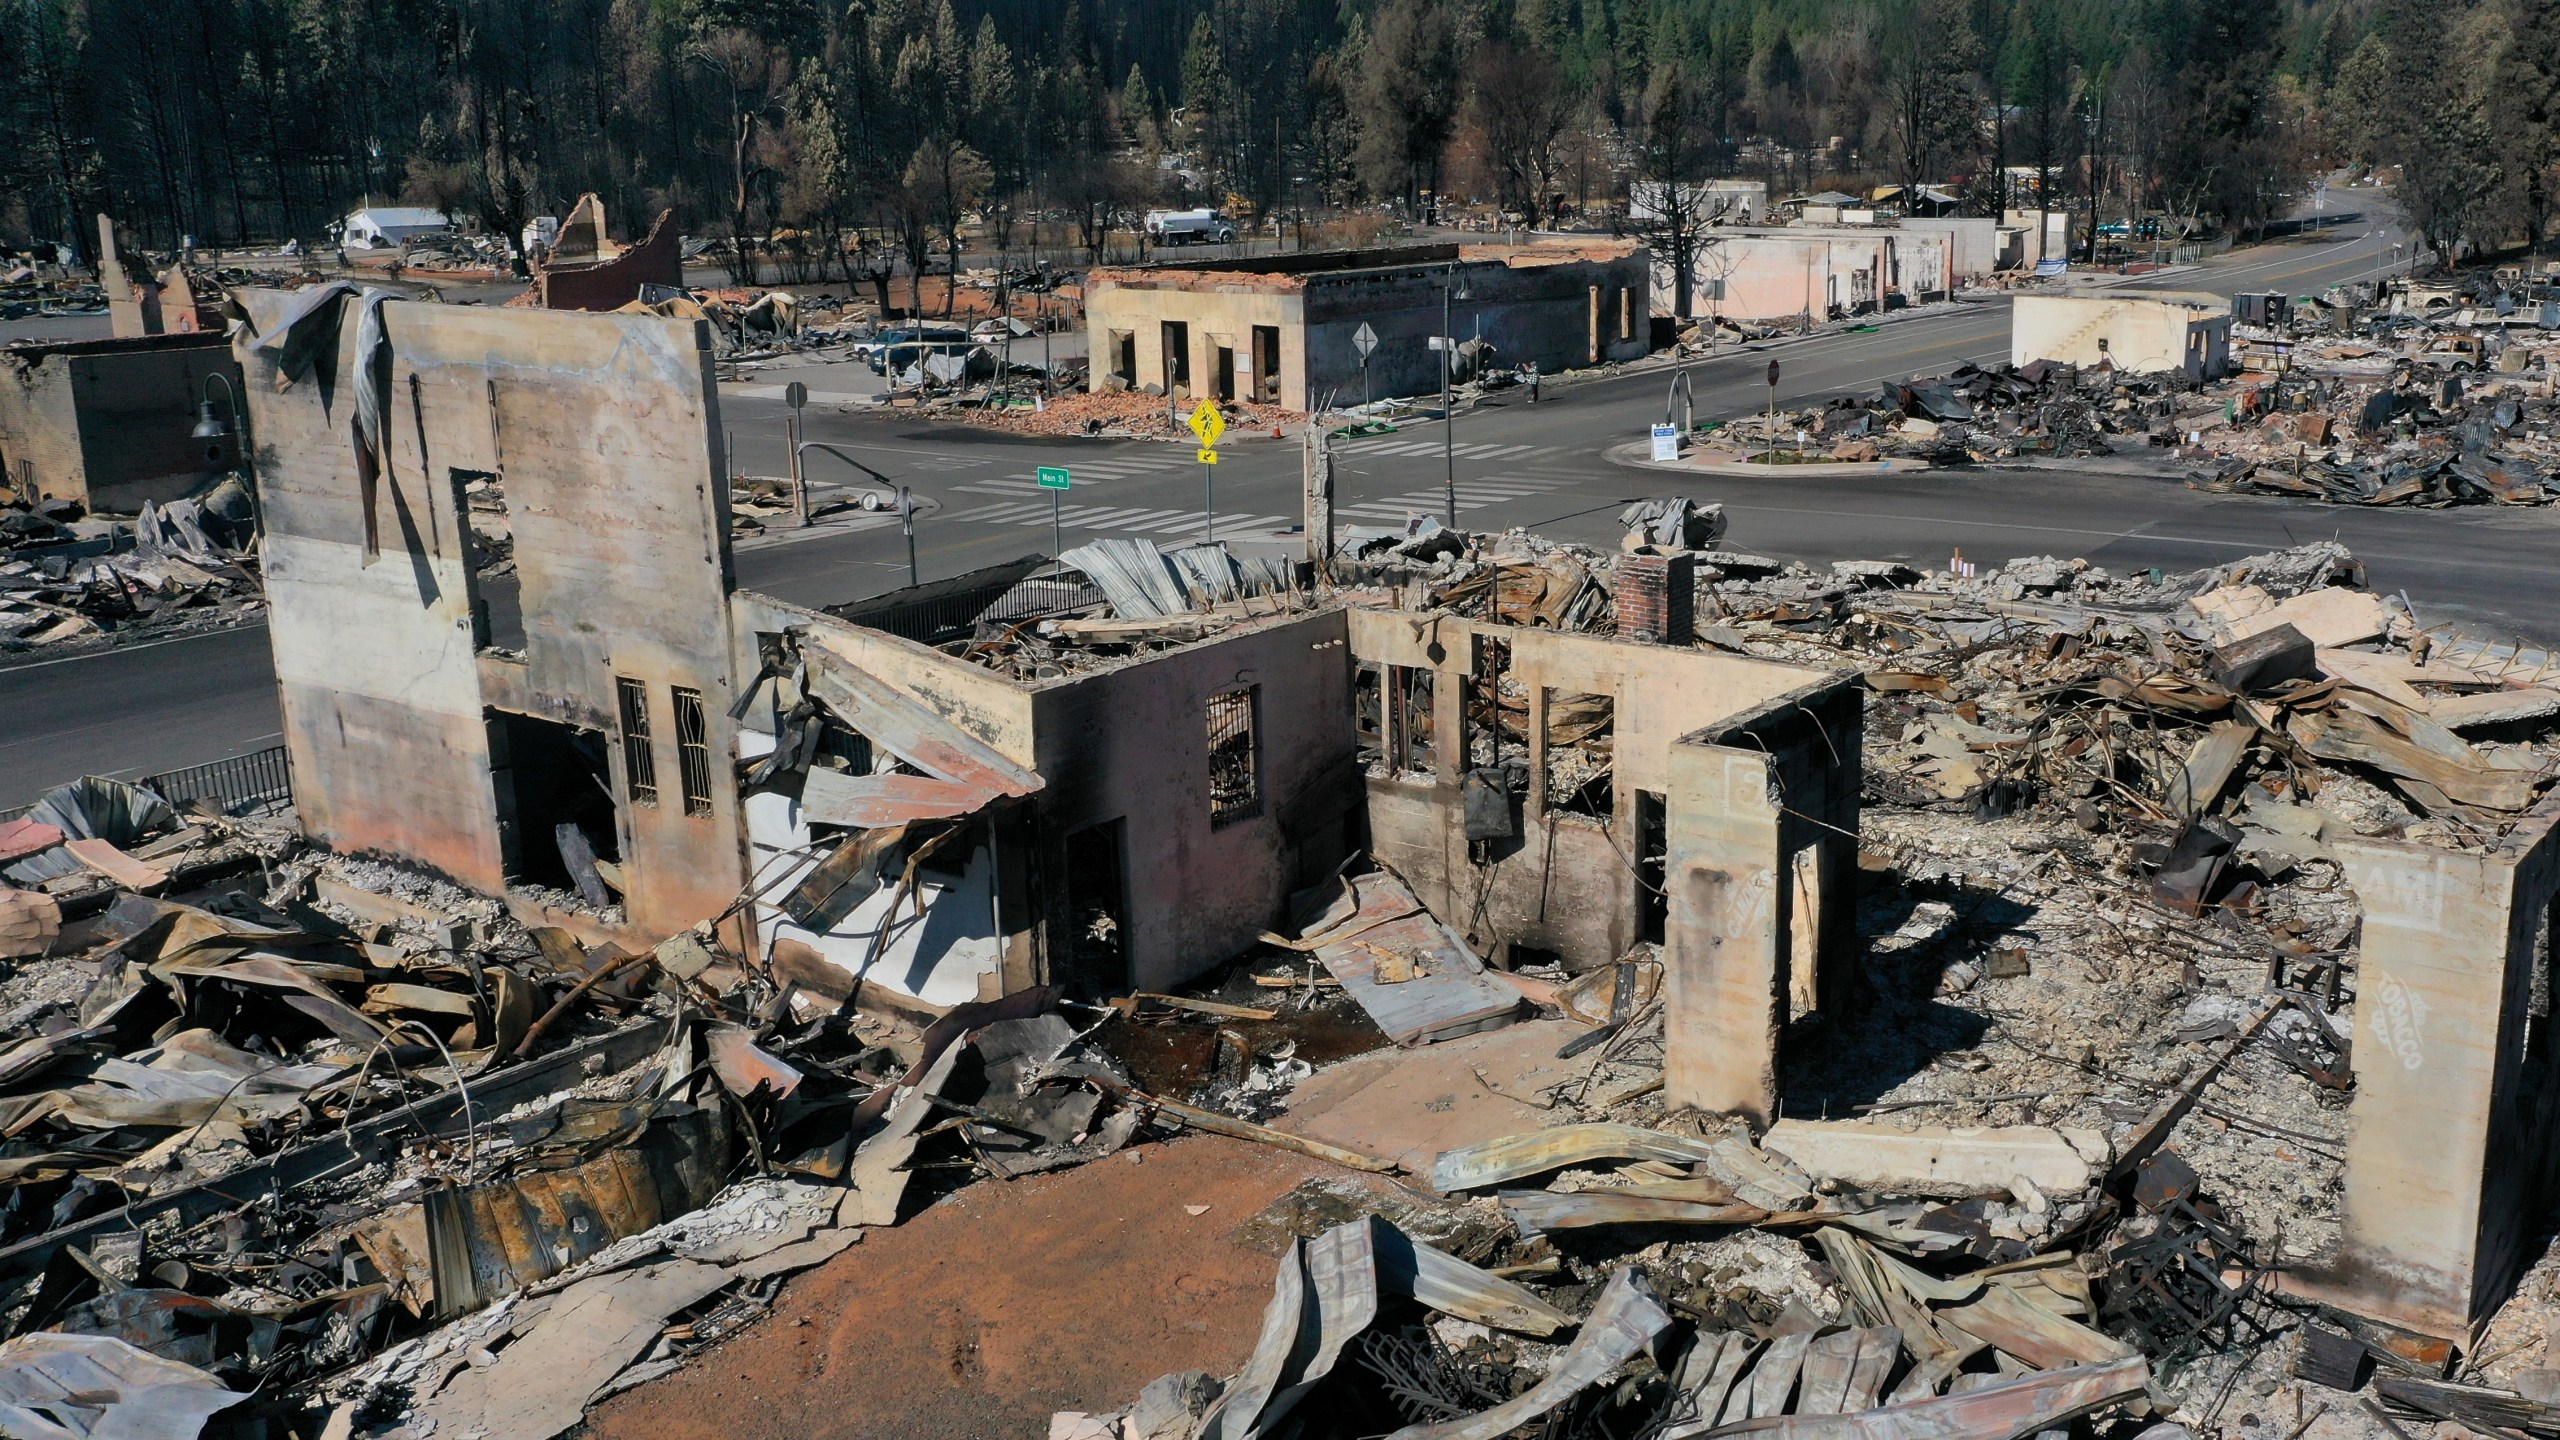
<box><xmin>2414</xmin><ymin>334</ymin><xmax>2485</xmax><ymax>372</ymax></box>
<box><xmin>1143</xmin><ymin>209</ymin><xmax>1237</xmax><ymax>245</ymax></box>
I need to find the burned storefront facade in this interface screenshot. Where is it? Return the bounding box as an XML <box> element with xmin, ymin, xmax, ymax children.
<box><xmin>1082</xmin><ymin>242</ymin><xmax>1653</xmax><ymax>411</ymax></box>
<box><xmin>236</xmin><ymin>288</ymin><xmax>748</xmax><ymax>945</ymax></box>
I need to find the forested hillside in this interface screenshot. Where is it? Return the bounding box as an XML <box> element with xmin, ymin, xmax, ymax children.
<box><xmin>0</xmin><ymin>0</ymin><xmax>2549</xmax><ymax>268</ymax></box>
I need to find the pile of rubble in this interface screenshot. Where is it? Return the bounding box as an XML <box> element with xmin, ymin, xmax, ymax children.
<box><xmin>900</xmin><ymin>514</ymin><xmax>2560</xmax><ymax>1440</ymax></box>
<box><xmin>0</xmin><ymin>771</ymin><xmax>1434</xmax><ymax>1438</ymax></box>
<box><xmin>1698</xmin><ymin>359</ymin><xmax>2192</xmax><ymax>466</ymax></box>
<box><xmin>22</xmin><ymin>492</ymin><xmax>2560</xmax><ymax>1437</ymax></box>
<box><xmin>1</xmin><ymin>478</ymin><xmax>264</xmax><ymax>653</ymax></box>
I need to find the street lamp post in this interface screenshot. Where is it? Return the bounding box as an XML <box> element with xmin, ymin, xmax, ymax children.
<box><xmin>1438</xmin><ymin>266</ymin><xmax>1470</xmax><ymax>529</ymax></box>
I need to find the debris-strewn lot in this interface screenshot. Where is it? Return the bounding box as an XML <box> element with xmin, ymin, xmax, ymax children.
<box><xmin>9</xmin><ymin>512</ymin><xmax>2560</xmax><ymax>1440</ymax></box>
<box><xmin>1752</xmin><ymin>273</ymin><xmax>2560</xmax><ymax>499</ymax></box>
<box><xmin>1</xmin><ymin>479</ymin><xmax>262</xmax><ymax>656</ymax></box>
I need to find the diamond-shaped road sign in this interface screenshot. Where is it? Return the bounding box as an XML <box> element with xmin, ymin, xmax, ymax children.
<box><xmin>1036</xmin><ymin>465</ymin><xmax>1070</xmax><ymax>490</ymax></box>
<box><xmin>1187</xmin><ymin>398</ymin><xmax>1226</xmax><ymax>447</ymax></box>
<box><xmin>1352</xmin><ymin>321</ymin><xmax>1378</xmax><ymax>360</ymax></box>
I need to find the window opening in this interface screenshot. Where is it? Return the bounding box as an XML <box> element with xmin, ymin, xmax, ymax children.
<box><xmin>1396</xmin><ymin>666</ymin><xmax>1436</xmax><ymax>773</ymax></box>
<box><xmin>673</xmin><ymin>686</ymin><xmax>714</xmax><ymax>817</ymax></box>
<box><xmin>1207</xmin><ymin>685</ymin><xmax>1261</xmax><ymax>826</ymax></box>
<box><xmin>1542</xmin><ymin>689</ymin><xmax>1615</xmax><ymax>816</ymax></box>
<box><xmin>1466</xmin><ymin>635</ymin><xmax>1520</xmax><ymax>771</ymax></box>
<box><xmin>452</xmin><ymin>467</ymin><xmax>518</xmax><ymax>652</ymax></box>
<box><xmin>1635</xmin><ymin>791</ymin><xmax>1668</xmax><ymax>944</ymax></box>
<box><xmin>1353</xmin><ymin>664</ymin><xmax>1385</xmax><ymax>767</ymax></box>
<box><xmin>616</xmin><ymin>677</ymin><xmax>658</xmax><ymax>807</ymax></box>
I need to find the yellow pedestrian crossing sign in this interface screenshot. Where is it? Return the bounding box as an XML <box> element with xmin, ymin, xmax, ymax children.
<box><xmin>1186</xmin><ymin>399</ymin><xmax>1226</xmax><ymax>447</ymax></box>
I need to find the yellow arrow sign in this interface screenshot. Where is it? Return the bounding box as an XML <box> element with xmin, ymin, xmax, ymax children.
<box><xmin>1186</xmin><ymin>398</ymin><xmax>1226</xmax><ymax>446</ymax></box>
<box><xmin>1196</xmin><ymin>447</ymin><xmax>1220</xmax><ymax>464</ymax></box>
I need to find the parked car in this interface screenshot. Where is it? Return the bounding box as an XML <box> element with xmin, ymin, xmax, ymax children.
<box><xmin>850</xmin><ymin>324</ymin><xmax>966</xmax><ymax>361</ymax></box>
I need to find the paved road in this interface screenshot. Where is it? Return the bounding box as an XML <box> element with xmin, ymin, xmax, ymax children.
<box><xmin>16</xmin><ymin>200</ymin><xmax>2532</xmax><ymax>807</ymax></box>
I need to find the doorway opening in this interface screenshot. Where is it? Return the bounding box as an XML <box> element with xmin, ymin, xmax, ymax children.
<box><xmin>1252</xmin><ymin>326</ymin><xmax>1280</xmax><ymax>403</ymax></box>
<box><xmin>1063</xmin><ymin>819</ymin><xmax>1128</xmax><ymax>996</ymax></box>
<box><xmin>1634</xmin><ymin>790</ymin><xmax>1668</xmax><ymax>944</ymax></box>
<box><xmin>1213</xmin><ymin>339</ymin><xmax>1236</xmax><ymax>401</ymax></box>
<box><xmin>486</xmin><ymin>709</ymin><xmax>623</xmax><ymax>893</ymax></box>
<box><xmin>1161</xmin><ymin>321</ymin><xmax>1191</xmax><ymax>397</ymax></box>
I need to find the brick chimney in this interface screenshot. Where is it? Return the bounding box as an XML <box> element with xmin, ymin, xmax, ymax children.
<box><xmin>1615</xmin><ymin>552</ymin><xmax>1694</xmax><ymax>645</ymax></box>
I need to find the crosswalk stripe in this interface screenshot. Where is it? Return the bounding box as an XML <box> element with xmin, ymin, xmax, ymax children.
<box><xmin>947</xmin><ymin>501</ymin><xmax>1048</xmax><ymax>522</ymax></box>
<box><xmin>1200</xmin><ymin>515</ymin><xmax>1291</xmax><ymax>537</ymax></box>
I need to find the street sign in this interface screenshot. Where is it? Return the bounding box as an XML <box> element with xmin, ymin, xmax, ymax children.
<box><xmin>1197</xmin><ymin>447</ymin><xmax>1220</xmax><ymax>464</ymax></box>
<box><xmin>1186</xmin><ymin>399</ymin><xmax>1226</xmax><ymax>447</ymax></box>
<box><xmin>1352</xmin><ymin>322</ymin><xmax>1378</xmax><ymax>359</ymax></box>
<box><xmin>1650</xmin><ymin>424</ymin><xmax>1680</xmax><ymax>463</ymax></box>
<box><xmin>783</xmin><ymin>380</ymin><xmax>808</xmax><ymax>409</ymax></box>
<box><xmin>1765</xmin><ymin>360</ymin><xmax>1781</xmax><ymax>387</ymax></box>
<box><xmin>1036</xmin><ymin>465</ymin><xmax>1071</xmax><ymax>490</ymax></box>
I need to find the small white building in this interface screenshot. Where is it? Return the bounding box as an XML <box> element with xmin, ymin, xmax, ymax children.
<box><xmin>1630</xmin><ymin>179</ymin><xmax>1765</xmax><ymax>225</ymax></box>
<box><xmin>2012</xmin><ymin>291</ymin><xmax>2231</xmax><ymax>380</ymax></box>
<box><xmin>337</xmin><ymin>206</ymin><xmax>457</xmax><ymax>250</ymax></box>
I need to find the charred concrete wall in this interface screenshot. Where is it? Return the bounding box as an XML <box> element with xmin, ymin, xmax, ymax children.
<box><xmin>240</xmin><ymin>293</ymin><xmax>744</xmax><ymax>939</ymax></box>
<box><xmin>727</xmin><ymin>593</ymin><xmax>1844</xmax><ymax>1012</ymax></box>
<box><xmin>1661</xmin><ymin>683</ymin><xmax>1865</xmax><ymax>1124</ymax></box>
<box><xmin>2303</xmin><ymin>792</ymin><xmax>2560</xmax><ymax>1338</ymax></box>
<box><xmin>1027</xmin><ymin>610</ymin><xmax>1357</xmax><ymax>992</ymax></box>
<box><xmin>1345</xmin><ymin>610</ymin><xmax>1854</xmax><ymax>981</ymax></box>
<box><xmin>2012</xmin><ymin>293</ymin><xmax>2232</xmax><ymax>380</ymax></box>
<box><xmin>0</xmin><ymin>333</ymin><xmax>239</xmax><ymax>510</ymax></box>
<box><xmin>725</xmin><ymin>597</ymin><xmax>1352</xmax><ymax>1001</ymax></box>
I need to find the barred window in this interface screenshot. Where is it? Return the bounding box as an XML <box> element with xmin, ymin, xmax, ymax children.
<box><xmin>616</xmin><ymin>677</ymin><xmax>658</xmax><ymax>807</ymax></box>
<box><xmin>1207</xmin><ymin>686</ymin><xmax>1260</xmax><ymax>827</ymax></box>
<box><xmin>672</xmin><ymin>686</ymin><xmax>714</xmax><ymax>817</ymax></box>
